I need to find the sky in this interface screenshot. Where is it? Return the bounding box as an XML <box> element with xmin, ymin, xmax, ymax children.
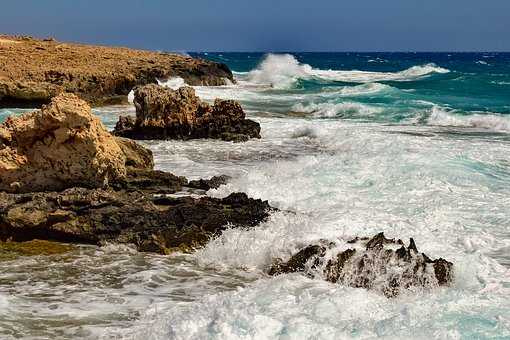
<box><xmin>1</xmin><ymin>0</ymin><xmax>509</xmax><ymax>52</ymax></box>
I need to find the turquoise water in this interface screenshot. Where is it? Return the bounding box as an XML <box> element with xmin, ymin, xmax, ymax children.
<box><xmin>192</xmin><ymin>52</ymin><xmax>510</xmax><ymax>121</ymax></box>
<box><xmin>1</xmin><ymin>53</ymin><xmax>510</xmax><ymax>339</ymax></box>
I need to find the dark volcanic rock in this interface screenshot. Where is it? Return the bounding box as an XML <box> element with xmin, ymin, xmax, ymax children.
<box><xmin>268</xmin><ymin>233</ymin><xmax>453</xmax><ymax>297</ymax></box>
<box><xmin>0</xmin><ymin>35</ymin><xmax>234</xmax><ymax>107</ymax></box>
<box><xmin>113</xmin><ymin>84</ymin><xmax>261</xmax><ymax>142</ymax></box>
<box><xmin>188</xmin><ymin>175</ymin><xmax>230</xmax><ymax>191</ymax></box>
<box><xmin>0</xmin><ymin>186</ymin><xmax>271</xmax><ymax>254</ymax></box>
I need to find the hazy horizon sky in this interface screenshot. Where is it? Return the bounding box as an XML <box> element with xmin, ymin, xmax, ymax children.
<box><xmin>1</xmin><ymin>0</ymin><xmax>509</xmax><ymax>52</ymax></box>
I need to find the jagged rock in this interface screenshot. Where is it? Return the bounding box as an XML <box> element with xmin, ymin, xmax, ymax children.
<box><xmin>0</xmin><ymin>188</ymin><xmax>271</xmax><ymax>254</ymax></box>
<box><xmin>0</xmin><ymin>90</ymin><xmax>272</xmax><ymax>254</ymax></box>
<box><xmin>115</xmin><ymin>137</ymin><xmax>154</xmax><ymax>170</ymax></box>
<box><xmin>112</xmin><ymin>168</ymin><xmax>187</xmax><ymax>194</ymax></box>
<box><xmin>0</xmin><ymin>93</ymin><xmax>126</xmax><ymax>193</ymax></box>
<box><xmin>188</xmin><ymin>175</ymin><xmax>230</xmax><ymax>191</ymax></box>
<box><xmin>0</xmin><ymin>35</ymin><xmax>234</xmax><ymax>107</ymax></box>
<box><xmin>268</xmin><ymin>232</ymin><xmax>453</xmax><ymax>297</ymax></box>
<box><xmin>113</xmin><ymin>84</ymin><xmax>261</xmax><ymax>142</ymax></box>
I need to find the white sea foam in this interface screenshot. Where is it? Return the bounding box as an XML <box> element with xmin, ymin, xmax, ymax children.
<box><xmin>292</xmin><ymin>101</ymin><xmax>382</xmax><ymax>118</ymax></box>
<box><xmin>2</xmin><ymin>114</ymin><xmax>510</xmax><ymax>339</ymax></box>
<box><xmin>428</xmin><ymin>106</ymin><xmax>510</xmax><ymax>132</ymax></box>
<box><xmin>245</xmin><ymin>54</ymin><xmax>450</xmax><ymax>88</ymax></box>
<box><xmin>157</xmin><ymin>77</ymin><xmax>187</xmax><ymax>89</ymax></box>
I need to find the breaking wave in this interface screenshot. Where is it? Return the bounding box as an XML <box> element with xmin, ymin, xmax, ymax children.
<box><xmin>292</xmin><ymin>101</ymin><xmax>382</xmax><ymax>118</ymax></box>
<box><xmin>427</xmin><ymin>106</ymin><xmax>510</xmax><ymax>132</ymax></box>
<box><xmin>245</xmin><ymin>54</ymin><xmax>450</xmax><ymax>88</ymax></box>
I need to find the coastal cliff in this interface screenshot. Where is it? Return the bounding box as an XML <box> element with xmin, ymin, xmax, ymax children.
<box><xmin>0</xmin><ymin>35</ymin><xmax>233</xmax><ymax>107</ymax></box>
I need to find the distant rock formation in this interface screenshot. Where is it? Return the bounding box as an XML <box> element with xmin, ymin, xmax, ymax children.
<box><xmin>0</xmin><ymin>93</ymin><xmax>126</xmax><ymax>193</ymax></box>
<box><xmin>0</xmin><ymin>35</ymin><xmax>233</xmax><ymax>107</ymax></box>
<box><xmin>269</xmin><ymin>232</ymin><xmax>453</xmax><ymax>297</ymax></box>
<box><xmin>113</xmin><ymin>84</ymin><xmax>261</xmax><ymax>142</ymax></box>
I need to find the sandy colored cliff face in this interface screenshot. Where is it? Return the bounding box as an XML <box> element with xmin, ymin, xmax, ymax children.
<box><xmin>0</xmin><ymin>35</ymin><xmax>233</xmax><ymax>107</ymax></box>
<box><xmin>0</xmin><ymin>93</ymin><xmax>127</xmax><ymax>193</ymax></box>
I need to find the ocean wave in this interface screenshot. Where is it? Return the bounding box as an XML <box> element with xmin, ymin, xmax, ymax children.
<box><xmin>157</xmin><ymin>77</ymin><xmax>187</xmax><ymax>89</ymax></box>
<box><xmin>245</xmin><ymin>54</ymin><xmax>450</xmax><ymax>88</ymax></box>
<box><xmin>332</xmin><ymin>82</ymin><xmax>391</xmax><ymax>96</ymax></box>
<box><xmin>292</xmin><ymin>101</ymin><xmax>382</xmax><ymax>118</ymax></box>
<box><xmin>427</xmin><ymin>106</ymin><xmax>510</xmax><ymax>132</ymax></box>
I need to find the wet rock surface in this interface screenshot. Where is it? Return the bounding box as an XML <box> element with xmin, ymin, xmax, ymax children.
<box><xmin>269</xmin><ymin>232</ymin><xmax>453</xmax><ymax>297</ymax></box>
<box><xmin>0</xmin><ymin>35</ymin><xmax>233</xmax><ymax>107</ymax></box>
<box><xmin>113</xmin><ymin>84</ymin><xmax>261</xmax><ymax>142</ymax></box>
<box><xmin>0</xmin><ymin>185</ymin><xmax>271</xmax><ymax>254</ymax></box>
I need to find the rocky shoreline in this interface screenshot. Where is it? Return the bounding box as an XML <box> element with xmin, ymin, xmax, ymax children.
<box><xmin>0</xmin><ymin>35</ymin><xmax>233</xmax><ymax>107</ymax></box>
<box><xmin>0</xmin><ymin>93</ymin><xmax>272</xmax><ymax>254</ymax></box>
<box><xmin>0</xmin><ymin>40</ymin><xmax>454</xmax><ymax>296</ymax></box>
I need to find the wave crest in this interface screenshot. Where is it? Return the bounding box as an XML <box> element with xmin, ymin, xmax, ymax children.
<box><xmin>246</xmin><ymin>54</ymin><xmax>450</xmax><ymax>88</ymax></box>
<box><xmin>292</xmin><ymin>101</ymin><xmax>382</xmax><ymax>118</ymax></box>
<box><xmin>428</xmin><ymin>106</ymin><xmax>510</xmax><ymax>132</ymax></box>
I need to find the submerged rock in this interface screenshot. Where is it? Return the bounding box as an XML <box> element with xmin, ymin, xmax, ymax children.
<box><xmin>0</xmin><ymin>93</ymin><xmax>126</xmax><ymax>193</ymax></box>
<box><xmin>113</xmin><ymin>84</ymin><xmax>261</xmax><ymax>142</ymax></box>
<box><xmin>0</xmin><ymin>239</ymin><xmax>75</xmax><ymax>260</ymax></box>
<box><xmin>0</xmin><ymin>35</ymin><xmax>234</xmax><ymax>107</ymax></box>
<box><xmin>269</xmin><ymin>232</ymin><xmax>453</xmax><ymax>297</ymax></box>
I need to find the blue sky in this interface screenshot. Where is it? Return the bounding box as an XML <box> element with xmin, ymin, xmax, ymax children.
<box><xmin>1</xmin><ymin>0</ymin><xmax>509</xmax><ymax>51</ymax></box>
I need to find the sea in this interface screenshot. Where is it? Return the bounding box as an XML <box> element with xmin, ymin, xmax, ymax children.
<box><xmin>1</xmin><ymin>52</ymin><xmax>509</xmax><ymax>339</ymax></box>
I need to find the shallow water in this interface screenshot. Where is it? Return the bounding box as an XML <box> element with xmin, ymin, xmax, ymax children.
<box><xmin>1</xmin><ymin>53</ymin><xmax>510</xmax><ymax>339</ymax></box>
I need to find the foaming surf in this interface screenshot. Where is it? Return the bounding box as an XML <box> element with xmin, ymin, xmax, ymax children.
<box><xmin>124</xmin><ymin>117</ymin><xmax>510</xmax><ymax>339</ymax></box>
<box><xmin>427</xmin><ymin>106</ymin><xmax>510</xmax><ymax>132</ymax></box>
<box><xmin>245</xmin><ymin>53</ymin><xmax>450</xmax><ymax>88</ymax></box>
<box><xmin>2</xmin><ymin>52</ymin><xmax>510</xmax><ymax>339</ymax></box>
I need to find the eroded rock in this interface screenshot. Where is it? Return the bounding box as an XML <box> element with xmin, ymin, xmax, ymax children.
<box><xmin>113</xmin><ymin>84</ymin><xmax>261</xmax><ymax>142</ymax></box>
<box><xmin>268</xmin><ymin>232</ymin><xmax>453</xmax><ymax>297</ymax></box>
<box><xmin>0</xmin><ymin>93</ymin><xmax>126</xmax><ymax>193</ymax></box>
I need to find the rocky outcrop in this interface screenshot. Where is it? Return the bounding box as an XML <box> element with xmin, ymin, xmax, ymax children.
<box><xmin>0</xmin><ymin>93</ymin><xmax>126</xmax><ymax>193</ymax></box>
<box><xmin>269</xmin><ymin>233</ymin><xmax>453</xmax><ymax>297</ymax></box>
<box><xmin>0</xmin><ymin>35</ymin><xmax>234</xmax><ymax>107</ymax></box>
<box><xmin>0</xmin><ymin>188</ymin><xmax>271</xmax><ymax>254</ymax></box>
<box><xmin>115</xmin><ymin>137</ymin><xmax>154</xmax><ymax>170</ymax></box>
<box><xmin>113</xmin><ymin>84</ymin><xmax>261</xmax><ymax>142</ymax></box>
<box><xmin>0</xmin><ymin>91</ymin><xmax>272</xmax><ymax>253</ymax></box>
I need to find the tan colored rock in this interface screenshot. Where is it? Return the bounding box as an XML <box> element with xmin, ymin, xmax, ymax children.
<box><xmin>115</xmin><ymin>137</ymin><xmax>154</xmax><ymax>170</ymax></box>
<box><xmin>134</xmin><ymin>85</ymin><xmax>200</xmax><ymax>129</ymax></box>
<box><xmin>0</xmin><ymin>35</ymin><xmax>233</xmax><ymax>107</ymax></box>
<box><xmin>0</xmin><ymin>93</ymin><xmax>127</xmax><ymax>193</ymax></box>
<box><xmin>114</xmin><ymin>84</ymin><xmax>261</xmax><ymax>142</ymax></box>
